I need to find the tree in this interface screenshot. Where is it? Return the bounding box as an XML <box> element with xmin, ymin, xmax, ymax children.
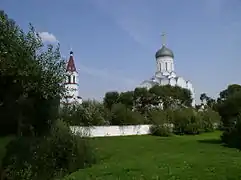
<box><xmin>218</xmin><ymin>91</ymin><xmax>241</xmax><ymax>128</ymax></box>
<box><xmin>217</xmin><ymin>84</ymin><xmax>241</xmax><ymax>148</ymax></box>
<box><xmin>206</xmin><ymin>98</ymin><xmax>216</xmax><ymax>109</ymax></box>
<box><xmin>118</xmin><ymin>91</ymin><xmax>134</xmax><ymax>110</ymax></box>
<box><xmin>149</xmin><ymin>85</ymin><xmax>192</xmax><ymax>110</ymax></box>
<box><xmin>200</xmin><ymin>93</ymin><xmax>216</xmax><ymax>110</ymax></box>
<box><xmin>60</xmin><ymin>100</ymin><xmax>107</xmax><ymax>126</ymax></box>
<box><xmin>219</xmin><ymin>84</ymin><xmax>241</xmax><ymax>101</ymax></box>
<box><xmin>103</xmin><ymin>91</ymin><xmax>119</xmax><ymax>110</ymax></box>
<box><xmin>110</xmin><ymin>103</ymin><xmax>145</xmax><ymax>125</ymax></box>
<box><xmin>0</xmin><ymin>11</ymin><xmax>66</xmax><ymax>136</ymax></box>
<box><xmin>133</xmin><ymin>87</ymin><xmax>154</xmax><ymax>114</ymax></box>
<box><xmin>172</xmin><ymin>86</ymin><xmax>192</xmax><ymax>107</ymax></box>
<box><xmin>200</xmin><ymin>93</ymin><xmax>208</xmax><ymax>104</ymax></box>
<box><xmin>217</xmin><ymin>84</ymin><xmax>241</xmax><ymax>124</ymax></box>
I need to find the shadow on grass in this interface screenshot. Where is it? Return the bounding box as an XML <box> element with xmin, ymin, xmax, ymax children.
<box><xmin>197</xmin><ymin>139</ymin><xmax>222</xmax><ymax>145</ymax></box>
<box><xmin>198</xmin><ymin>139</ymin><xmax>241</xmax><ymax>151</ymax></box>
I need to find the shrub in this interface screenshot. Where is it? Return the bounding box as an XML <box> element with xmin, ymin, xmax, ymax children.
<box><xmin>2</xmin><ymin>120</ymin><xmax>96</xmax><ymax>180</ymax></box>
<box><xmin>110</xmin><ymin>103</ymin><xmax>145</xmax><ymax>125</ymax></box>
<box><xmin>173</xmin><ymin>108</ymin><xmax>202</xmax><ymax>135</ymax></box>
<box><xmin>110</xmin><ymin>103</ymin><xmax>126</xmax><ymax>125</ymax></box>
<box><xmin>148</xmin><ymin>110</ymin><xmax>172</xmax><ymax>136</ymax></box>
<box><xmin>149</xmin><ymin>125</ymin><xmax>172</xmax><ymax>137</ymax></box>
<box><xmin>126</xmin><ymin>110</ymin><xmax>146</xmax><ymax>125</ymax></box>
<box><xmin>60</xmin><ymin>100</ymin><xmax>108</xmax><ymax>126</ymax></box>
<box><xmin>199</xmin><ymin>109</ymin><xmax>221</xmax><ymax>132</ymax></box>
<box><xmin>217</xmin><ymin>90</ymin><xmax>241</xmax><ymax>148</ymax></box>
<box><xmin>1</xmin><ymin>137</ymin><xmax>37</xmax><ymax>180</ymax></box>
<box><xmin>221</xmin><ymin>114</ymin><xmax>241</xmax><ymax>149</ymax></box>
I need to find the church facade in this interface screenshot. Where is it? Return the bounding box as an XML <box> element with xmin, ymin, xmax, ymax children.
<box><xmin>139</xmin><ymin>35</ymin><xmax>195</xmax><ymax>106</ymax></box>
<box><xmin>61</xmin><ymin>51</ymin><xmax>83</xmax><ymax>105</ymax></box>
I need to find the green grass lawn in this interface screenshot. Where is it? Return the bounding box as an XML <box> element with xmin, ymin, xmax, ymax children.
<box><xmin>67</xmin><ymin>131</ymin><xmax>241</xmax><ymax>180</ymax></box>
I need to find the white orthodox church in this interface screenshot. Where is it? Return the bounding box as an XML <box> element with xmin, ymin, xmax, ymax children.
<box><xmin>139</xmin><ymin>34</ymin><xmax>195</xmax><ymax>106</ymax></box>
<box><xmin>62</xmin><ymin>51</ymin><xmax>83</xmax><ymax>105</ymax></box>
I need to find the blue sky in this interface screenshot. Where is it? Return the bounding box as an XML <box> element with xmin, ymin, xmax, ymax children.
<box><xmin>1</xmin><ymin>0</ymin><xmax>241</xmax><ymax>103</ymax></box>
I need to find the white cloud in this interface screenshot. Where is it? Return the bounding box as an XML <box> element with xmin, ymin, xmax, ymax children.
<box><xmin>38</xmin><ymin>32</ymin><xmax>58</xmax><ymax>43</ymax></box>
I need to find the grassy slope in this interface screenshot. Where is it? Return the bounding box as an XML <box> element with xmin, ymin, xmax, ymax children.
<box><xmin>68</xmin><ymin>131</ymin><xmax>241</xmax><ymax>180</ymax></box>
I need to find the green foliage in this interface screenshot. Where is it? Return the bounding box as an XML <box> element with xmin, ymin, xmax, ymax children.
<box><xmin>199</xmin><ymin>93</ymin><xmax>217</xmax><ymax>110</ymax></box>
<box><xmin>103</xmin><ymin>91</ymin><xmax>119</xmax><ymax>110</ymax></box>
<box><xmin>149</xmin><ymin>125</ymin><xmax>172</xmax><ymax>137</ymax></box>
<box><xmin>0</xmin><ymin>10</ymin><xmax>66</xmax><ymax>136</ymax></box>
<box><xmin>217</xmin><ymin>84</ymin><xmax>241</xmax><ymax>149</ymax></box>
<box><xmin>60</xmin><ymin>100</ymin><xmax>109</xmax><ymax>126</ymax></box>
<box><xmin>2</xmin><ymin>120</ymin><xmax>96</xmax><ymax>180</ymax></box>
<box><xmin>110</xmin><ymin>103</ymin><xmax>127</xmax><ymax>125</ymax></box>
<box><xmin>149</xmin><ymin>85</ymin><xmax>192</xmax><ymax>109</ymax></box>
<box><xmin>172</xmin><ymin>108</ymin><xmax>202</xmax><ymax>135</ymax></box>
<box><xmin>126</xmin><ymin>110</ymin><xmax>146</xmax><ymax>125</ymax></box>
<box><xmin>221</xmin><ymin>114</ymin><xmax>241</xmax><ymax>149</ymax></box>
<box><xmin>60</xmin><ymin>100</ymin><xmax>146</xmax><ymax>126</ymax></box>
<box><xmin>148</xmin><ymin>109</ymin><xmax>172</xmax><ymax>124</ymax></box>
<box><xmin>110</xmin><ymin>103</ymin><xmax>145</xmax><ymax>125</ymax></box>
<box><xmin>118</xmin><ymin>91</ymin><xmax>134</xmax><ymax>109</ymax></box>
<box><xmin>219</xmin><ymin>84</ymin><xmax>241</xmax><ymax>101</ymax></box>
<box><xmin>199</xmin><ymin>109</ymin><xmax>221</xmax><ymax>132</ymax></box>
<box><xmin>133</xmin><ymin>87</ymin><xmax>154</xmax><ymax>114</ymax></box>
<box><xmin>200</xmin><ymin>93</ymin><xmax>207</xmax><ymax>103</ymax></box>
<box><xmin>218</xmin><ymin>91</ymin><xmax>241</xmax><ymax>128</ymax></box>
<box><xmin>2</xmin><ymin>137</ymin><xmax>37</xmax><ymax>179</ymax></box>
<box><xmin>148</xmin><ymin>110</ymin><xmax>173</xmax><ymax>136</ymax></box>
<box><xmin>103</xmin><ymin>85</ymin><xmax>193</xmax><ymax>118</ymax></box>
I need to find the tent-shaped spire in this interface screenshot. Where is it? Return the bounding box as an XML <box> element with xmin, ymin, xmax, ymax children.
<box><xmin>66</xmin><ymin>51</ymin><xmax>77</xmax><ymax>72</ymax></box>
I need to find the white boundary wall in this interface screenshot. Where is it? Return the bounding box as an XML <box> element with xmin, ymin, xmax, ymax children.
<box><xmin>70</xmin><ymin>123</ymin><xmax>217</xmax><ymax>137</ymax></box>
<box><xmin>70</xmin><ymin>125</ymin><xmax>151</xmax><ymax>137</ymax></box>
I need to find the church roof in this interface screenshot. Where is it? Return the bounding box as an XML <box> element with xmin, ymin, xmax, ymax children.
<box><xmin>66</xmin><ymin>51</ymin><xmax>77</xmax><ymax>72</ymax></box>
<box><xmin>155</xmin><ymin>45</ymin><xmax>174</xmax><ymax>59</ymax></box>
<box><xmin>141</xmin><ymin>80</ymin><xmax>158</xmax><ymax>86</ymax></box>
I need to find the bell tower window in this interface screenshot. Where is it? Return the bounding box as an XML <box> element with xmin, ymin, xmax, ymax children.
<box><xmin>165</xmin><ymin>62</ymin><xmax>168</xmax><ymax>71</ymax></box>
<box><xmin>68</xmin><ymin>75</ymin><xmax>71</xmax><ymax>83</ymax></box>
<box><xmin>73</xmin><ymin>76</ymin><xmax>75</xmax><ymax>83</ymax></box>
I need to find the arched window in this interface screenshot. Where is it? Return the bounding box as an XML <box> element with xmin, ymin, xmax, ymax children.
<box><xmin>68</xmin><ymin>75</ymin><xmax>71</xmax><ymax>83</ymax></box>
<box><xmin>73</xmin><ymin>76</ymin><xmax>75</xmax><ymax>83</ymax></box>
<box><xmin>165</xmin><ymin>62</ymin><xmax>168</xmax><ymax>71</ymax></box>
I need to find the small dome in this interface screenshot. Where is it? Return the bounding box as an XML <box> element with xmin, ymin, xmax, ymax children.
<box><xmin>155</xmin><ymin>45</ymin><xmax>174</xmax><ymax>58</ymax></box>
